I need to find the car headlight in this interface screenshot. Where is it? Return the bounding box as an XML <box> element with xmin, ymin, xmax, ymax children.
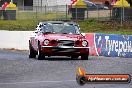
<box><xmin>44</xmin><ymin>39</ymin><xmax>49</xmax><ymax>45</ymax></box>
<box><xmin>82</xmin><ymin>40</ymin><xmax>88</xmax><ymax>47</ymax></box>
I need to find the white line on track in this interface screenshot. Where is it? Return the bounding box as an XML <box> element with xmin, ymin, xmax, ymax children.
<box><xmin>0</xmin><ymin>80</ymin><xmax>76</xmax><ymax>85</ymax></box>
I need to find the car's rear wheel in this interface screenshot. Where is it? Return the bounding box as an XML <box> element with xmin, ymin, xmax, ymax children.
<box><xmin>37</xmin><ymin>44</ymin><xmax>45</xmax><ymax>60</ymax></box>
<box><xmin>29</xmin><ymin>41</ymin><xmax>36</xmax><ymax>58</ymax></box>
<box><xmin>81</xmin><ymin>54</ymin><xmax>88</xmax><ymax>60</ymax></box>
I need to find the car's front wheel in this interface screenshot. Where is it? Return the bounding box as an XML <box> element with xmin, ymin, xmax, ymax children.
<box><xmin>29</xmin><ymin>41</ymin><xmax>36</xmax><ymax>58</ymax></box>
<box><xmin>81</xmin><ymin>54</ymin><xmax>88</xmax><ymax>60</ymax></box>
<box><xmin>37</xmin><ymin>44</ymin><xmax>45</xmax><ymax>60</ymax></box>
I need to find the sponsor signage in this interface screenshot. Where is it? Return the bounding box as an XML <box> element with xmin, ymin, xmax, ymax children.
<box><xmin>95</xmin><ymin>34</ymin><xmax>132</xmax><ymax>57</ymax></box>
<box><xmin>76</xmin><ymin>67</ymin><xmax>131</xmax><ymax>85</ymax></box>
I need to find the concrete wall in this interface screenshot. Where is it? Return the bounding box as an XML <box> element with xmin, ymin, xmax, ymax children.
<box><xmin>16</xmin><ymin>0</ymin><xmax>71</xmax><ymax>7</ymax></box>
<box><xmin>33</xmin><ymin>0</ymin><xmax>71</xmax><ymax>6</ymax></box>
<box><xmin>0</xmin><ymin>31</ymin><xmax>32</xmax><ymax>50</ymax></box>
<box><xmin>0</xmin><ymin>31</ymin><xmax>131</xmax><ymax>58</ymax></box>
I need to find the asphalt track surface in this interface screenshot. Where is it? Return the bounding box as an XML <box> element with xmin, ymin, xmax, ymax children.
<box><xmin>0</xmin><ymin>49</ymin><xmax>132</xmax><ymax>88</ymax></box>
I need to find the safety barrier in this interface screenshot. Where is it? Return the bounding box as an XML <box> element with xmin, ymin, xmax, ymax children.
<box><xmin>0</xmin><ymin>31</ymin><xmax>32</xmax><ymax>50</ymax></box>
<box><xmin>0</xmin><ymin>31</ymin><xmax>131</xmax><ymax>58</ymax></box>
<box><xmin>85</xmin><ymin>33</ymin><xmax>132</xmax><ymax>58</ymax></box>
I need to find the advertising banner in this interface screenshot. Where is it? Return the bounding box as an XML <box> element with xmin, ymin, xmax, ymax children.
<box><xmin>85</xmin><ymin>33</ymin><xmax>97</xmax><ymax>56</ymax></box>
<box><xmin>95</xmin><ymin>34</ymin><xmax>132</xmax><ymax>58</ymax></box>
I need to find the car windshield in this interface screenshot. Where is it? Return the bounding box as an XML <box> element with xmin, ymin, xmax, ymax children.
<box><xmin>41</xmin><ymin>23</ymin><xmax>80</xmax><ymax>34</ymax></box>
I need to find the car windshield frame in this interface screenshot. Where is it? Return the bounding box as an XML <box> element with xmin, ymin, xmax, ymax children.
<box><xmin>41</xmin><ymin>23</ymin><xmax>80</xmax><ymax>34</ymax></box>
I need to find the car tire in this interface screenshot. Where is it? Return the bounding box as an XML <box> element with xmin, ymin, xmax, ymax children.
<box><xmin>81</xmin><ymin>49</ymin><xmax>89</xmax><ymax>60</ymax></box>
<box><xmin>81</xmin><ymin>54</ymin><xmax>88</xmax><ymax>60</ymax></box>
<box><xmin>29</xmin><ymin>41</ymin><xmax>36</xmax><ymax>58</ymax></box>
<box><xmin>37</xmin><ymin>43</ymin><xmax>45</xmax><ymax>60</ymax></box>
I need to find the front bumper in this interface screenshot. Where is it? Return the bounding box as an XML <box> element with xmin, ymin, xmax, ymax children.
<box><xmin>41</xmin><ymin>46</ymin><xmax>89</xmax><ymax>55</ymax></box>
<box><xmin>41</xmin><ymin>46</ymin><xmax>90</xmax><ymax>49</ymax></box>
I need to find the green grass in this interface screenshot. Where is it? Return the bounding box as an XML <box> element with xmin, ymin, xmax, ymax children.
<box><xmin>78</xmin><ymin>20</ymin><xmax>132</xmax><ymax>35</ymax></box>
<box><xmin>16</xmin><ymin>12</ymin><xmax>70</xmax><ymax>20</ymax></box>
<box><xmin>0</xmin><ymin>11</ymin><xmax>132</xmax><ymax>34</ymax></box>
<box><xmin>0</xmin><ymin>19</ymin><xmax>38</xmax><ymax>31</ymax></box>
<box><xmin>0</xmin><ymin>11</ymin><xmax>71</xmax><ymax>30</ymax></box>
<box><xmin>0</xmin><ymin>18</ymin><xmax>132</xmax><ymax>35</ymax></box>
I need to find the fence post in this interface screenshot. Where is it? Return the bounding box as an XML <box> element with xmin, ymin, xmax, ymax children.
<box><xmin>36</xmin><ymin>6</ymin><xmax>38</xmax><ymax>20</ymax></box>
<box><xmin>110</xmin><ymin>7</ymin><xmax>112</xmax><ymax>20</ymax></box>
<box><xmin>17</xmin><ymin>7</ymin><xmax>19</xmax><ymax>20</ymax></box>
<box><xmin>45</xmin><ymin>5</ymin><xmax>46</xmax><ymax>15</ymax></box>
<box><xmin>41</xmin><ymin>0</ymin><xmax>42</xmax><ymax>12</ymax></box>
<box><xmin>66</xmin><ymin>4</ymin><xmax>68</xmax><ymax>20</ymax></box>
<box><xmin>86</xmin><ymin>5</ymin><xmax>88</xmax><ymax>19</ymax></box>
<box><xmin>45</xmin><ymin>5</ymin><xmax>47</xmax><ymax>20</ymax></box>
<box><xmin>56</xmin><ymin>5</ymin><xmax>58</xmax><ymax>20</ymax></box>
<box><xmin>121</xmin><ymin>7</ymin><xmax>123</xmax><ymax>27</ymax></box>
<box><xmin>123</xmin><ymin>7</ymin><xmax>124</xmax><ymax>21</ymax></box>
<box><xmin>97</xmin><ymin>5</ymin><xmax>99</xmax><ymax>21</ymax></box>
<box><xmin>75</xmin><ymin>7</ymin><xmax>77</xmax><ymax>20</ymax></box>
<box><xmin>23</xmin><ymin>0</ymin><xmax>24</xmax><ymax>11</ymax></box>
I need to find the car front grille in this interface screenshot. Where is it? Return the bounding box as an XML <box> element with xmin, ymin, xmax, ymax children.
<box><xmin>58</xmin><ymin>40</ymin><xmax>74</xmax><ymax>46</ymax></box>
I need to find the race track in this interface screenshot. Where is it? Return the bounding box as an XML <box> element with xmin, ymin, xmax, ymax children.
<box><xmin>0</xmin><ymin>49</ymin><xmax>132</xmax><ymax>88</ymax></box>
